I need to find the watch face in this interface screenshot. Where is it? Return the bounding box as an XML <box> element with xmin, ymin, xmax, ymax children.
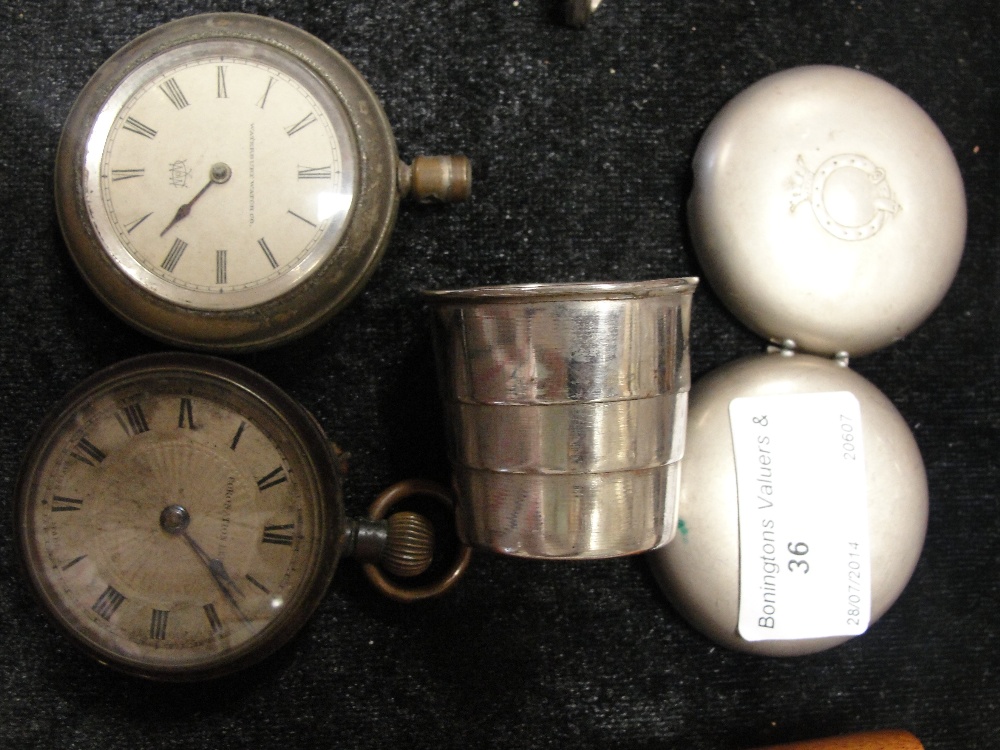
<box><xmin>56</xmin><ymin>14</ymin><xmax>409</xmax><ymax>350</ymax></box>
<box><xmin>84</xmin><ymin>38</ymin><xmax>358</xmax><ymax>311</ymax></box>
<box><xmin>16</xmin><ymin>355</ymin><xmax>342</xmax><ymax>680</ymax></box>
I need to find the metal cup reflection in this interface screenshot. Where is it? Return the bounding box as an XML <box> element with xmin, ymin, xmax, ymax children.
<box><xmin>423</xmin><ymin>278</ymin><xmax>697</xmax><ymax>559</ymax></box>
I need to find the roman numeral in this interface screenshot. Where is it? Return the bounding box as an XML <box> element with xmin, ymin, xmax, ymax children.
<box><xmin>61</xmin><ymin>554</ymin><xmax>87</xmax><ymax>571</ymax></box>
<box><xmin>216</xmin><ymin>249</ymin><xmax>227</xmax><ymax>285</ymax></box>
<box><xmin>115</xmin><ymin>404</ymin><xmax>149</xmax><ymax>437</ymax></box>
<box><xmin>125</xmin><ymin>212</ymin><xmax>153</xmax><ymax>234</ymax></box>
<box><xmin>92</xmin><ymin>585</ymin><xmax>126</xmax><ymax>620</ymax></box>
<box><xmin>178</xmin><ymin>398</ymin><xmax>195</xmax><ymax>429</ymax></box>
<box><xmin>122</xmin><ymin>116</ymin><xmax>157</xmax><ymax>139</ymax></box>
<box><xmin>262</xmin><ymin>524</ymin><xmax>295</xmax><ymax>546</ymax></box>
<box><xmin>162</xmin><ymin>238</ymin><xmax>188</xmax><ymax>273</ymax></box>
<box><xmin>204</xmin><ymin>603</ymin><xmax>223</xmax><ymax>634</ymax></box>
<box><xmin>286</xmin><ymin>209</ymin><xmax>316</xmax><ymax>228</ymax></box>
<box><xmin>150</xmin><ymin>609</ymin><xmax>169</xmax><ymax>640</ymax></box>
<box><xmin>70</xmin><ymin>437</ymin><xmax>106</xmax><ymax>466</ymax></box>
<box><xmin>257</xmin><ymin>77</ymin><xmax>275</xmax><ymax>109</ymax></box>
<box><xmin>111</xmin><ymin>168</ymin><xmax>145</xmax><ymax>182</ymax></box>
<box><xmin>257</xmin><ymin>237</ymin><xmax>278</xmax><ymax>269</ymax></box>
<box><xmin>245</xmin><ymin>574</ymin><xmax>270</xmax><ymax>594</ymax></box>
<box><xmin>297</xmin><ymin>165</ymin><xmax>332</xmax><ymax>180</ymax></box>
<box><xmin>230</xmin><ymin>421</ymin><xmax>247</xmax><ymax>451</ymax></box>
<box><xmin>217</xmin><ymin>66</ymin><xmax>228</xmax><ymax>98</ymax></box>
<box><xmin>285</xmin><ymin>113</ymin><xmax>316</xmax><ymax>137</ymax></box>
<box><xmin>256</xmin><ymin>467</ymin><xmax>287</xmax><ymax>491</ymax></box>
<box><xmin>51</xmin><ymin>495</ymin><xmax>84</xmax><ymax>512</ymax></box>
<box><xmin>159</xmin><ymin>78</ymin><xmax>189</xmax><ymax>110</ymax></box>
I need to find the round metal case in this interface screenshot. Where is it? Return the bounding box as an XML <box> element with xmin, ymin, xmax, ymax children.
<box><xmin>688</xmin><ymin>65</ymin><xmax>966</xmax><ymax>357</ymax></box>
<box><xmin>650</xmin><ymin>66</ymin><xmax>963</xmax><ymax>655</ymax></box>
<box><xmin>15</xmin><ymin>353</ymin><xmax>344</xmax><ymax>680</ymax></box>
<box><xmin>648</xmin><ymin>352</ymin><xmax>927</xmax><ymax>656</ymax></box>
<box><xmin>14</xmin><ymin>353</ymin><xmax>469</xmax><ymax>680</ymax></box>
<box><xmin>55</xmin><ymin>13</ymin><xmax>469</xmax><ymax>352</ymax></box>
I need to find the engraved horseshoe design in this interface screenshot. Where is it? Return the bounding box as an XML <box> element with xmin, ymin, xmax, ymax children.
<box><xmin>791</xmin><ymin>154</ymin><xmax>900</xmax><ymax>241</ymax></box>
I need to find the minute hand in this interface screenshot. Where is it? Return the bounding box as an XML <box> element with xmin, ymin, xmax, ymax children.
<box><xmin>181</xmin><ymin>529</ymin><xmax>251</xmax><ymax>625</ymax></box>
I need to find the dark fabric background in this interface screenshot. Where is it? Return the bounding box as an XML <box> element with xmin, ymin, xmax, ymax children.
<box><xmin>0</xmin><ymin>1</ymin><xmax>996</xmax><ymax>748</ymax></box>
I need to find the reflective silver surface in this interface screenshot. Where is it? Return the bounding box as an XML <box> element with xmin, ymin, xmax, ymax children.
<box><xmin>688</xmin><ymin>65</ymin><xmax>966</xmax><ymax>357</ymax></box>
<box><xmin>454</xmin><ymin>463</ymin><xmax>680</xmax><ymax>559</ymax></box>
<box><xmin>648</xmin><ymin>352</ymin><xmax>928</xmax><ymax>655</ymax></box>
<box><xmin>445</xmin><ymin>392</ymin><xmax>687</xmax><ymax>473</ymax></box>
<box><xmin>425</xmin><ymin>278</ymin><xmax>697</xmax><ymax>559</ymax></box>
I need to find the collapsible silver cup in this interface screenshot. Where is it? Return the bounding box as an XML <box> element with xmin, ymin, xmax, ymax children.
<box><xmin>423</xmin><ymin>278</ymin><xmax>697</xmax><ymax>559</ymax></box>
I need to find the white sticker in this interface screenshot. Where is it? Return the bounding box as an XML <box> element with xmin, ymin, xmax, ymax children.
<box><xmin>730</xmin><ymin>391</ymin><xmax>870</xmax><ymax>642</ymax></box>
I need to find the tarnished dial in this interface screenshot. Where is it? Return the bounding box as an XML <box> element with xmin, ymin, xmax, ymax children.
<box><xmin>14</xmin><ymin>353</ymin><xmax>343</xmax><ymax>680</ymax></box>
<box><xmin>55</xmin><ymin>13</ymin><xmax>400</xmax><ymax>351</ymax></box>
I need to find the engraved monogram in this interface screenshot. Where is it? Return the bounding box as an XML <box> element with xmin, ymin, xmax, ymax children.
<box><xmin>791</xmin><ymin>154</ymin><xmax>900</xmax><ymax>241</ymax></box>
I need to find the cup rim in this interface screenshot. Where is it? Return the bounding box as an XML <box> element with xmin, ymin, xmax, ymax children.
<box><xmin>421</xmin><ymin>276</ymin><xmax>698</xmax><ymax>303</ymax></box>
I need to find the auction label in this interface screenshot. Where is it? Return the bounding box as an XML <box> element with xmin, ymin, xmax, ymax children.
<box><xmin>730</xmin><ymin>391</ymin><xmax>871</xmax><ymax>641</ymax></box>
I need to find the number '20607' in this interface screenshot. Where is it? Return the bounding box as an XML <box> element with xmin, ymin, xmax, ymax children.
<box><xmin>840</xmin><ymin>414</ymin><xmax>857</xmax><ymax>461</ymax></box>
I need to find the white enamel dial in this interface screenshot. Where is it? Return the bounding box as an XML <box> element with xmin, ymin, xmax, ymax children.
<box><xmin>57</xmin><ymin>14</ymin><xmax>469</xmax><ymax>350</ymax></box>
<box><xmin>84</xmin><ymin>39</ymin><xmax>357</xmax><ymax>311</ymax></box>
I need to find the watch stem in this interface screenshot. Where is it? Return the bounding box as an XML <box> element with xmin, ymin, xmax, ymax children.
<box><xmin>400</xmin><ymin>155</ymin><xmax>472</xmax><ymax>203</ymax></box>
<box><xmin>344</xmin><ymin>513</ymin><xmax>434</xmax><ymax>577</ymax></box>
<box><xmin>382</xmin><ymin>512</ymin><xmax>434</xmax><ymax>578</ymax></box>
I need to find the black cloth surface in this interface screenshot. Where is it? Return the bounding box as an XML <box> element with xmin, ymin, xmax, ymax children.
<box><xmin>0</xmin><ymin>1</ymin><xmax>997</xmax><ymax>748</ymax></box>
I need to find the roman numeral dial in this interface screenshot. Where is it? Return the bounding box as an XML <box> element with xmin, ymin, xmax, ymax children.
<box><xmin>89</xmin><ymin>43</ymin><xmax>352</xmax><ymax>321</ymax></box>
<box><xmin>17</xmin><ymin>355</ymin><xmax>332</xmax><ymax>678</ymax></box>
<box><xmin>56</xmin><ymin>13</ymin><xmax>460</xmax><ymax>352</ymax></box>
<box><xmin>57</xmin><ymin>12</ymin><xmax>458</xmax><ymax>351</ymax></box>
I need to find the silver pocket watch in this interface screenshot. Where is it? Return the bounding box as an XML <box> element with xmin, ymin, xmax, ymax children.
<box><xmin>56</xmin><ymin>13</ymin><xmax>470</xmax><ymax>352</ymax></box>
<box><xmin>649</xmin><ymin>66</ymin><xmax>966</xmax><ymax>655</ymax></box>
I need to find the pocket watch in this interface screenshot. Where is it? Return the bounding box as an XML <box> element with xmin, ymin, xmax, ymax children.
<box><xmin>15</xmin><ymin>353</ymin><xmax>469</xmax><ymax>681</ymax></box>
<box><xmin>648</xmin><ymin>66</ymin><xmax>965</xmax><ymax>655</ymax></box>
<box><xmin>55</xmin><ymin>13</ymin><xmax>470</xmax><ymax>352</ymax></box>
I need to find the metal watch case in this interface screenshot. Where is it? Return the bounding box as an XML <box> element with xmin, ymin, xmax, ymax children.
<box><xmin>55</xmin><ymin>13</ymin><xmax>401</xmax><ymax>351</ymax></box>
<box><xmin>650</xmin><ymin>66</ymin><xmax>965</xmax><ymax>655</ymax></box>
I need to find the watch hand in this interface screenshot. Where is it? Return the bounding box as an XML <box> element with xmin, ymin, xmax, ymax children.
<box><xmin>159</xmin><ymin>162</ymin><xmax>232</xmax><ymax>237</ymax></box>
<box><xmin>181</xmin><ymin>530</ymin><xmax>252</xmax><ymax>625</ymax></box>
<box><xmin>181</xmin><ymin>529</ymin><xmax>242</xmax><ymax>595</ymax></box>
<box><xmin>159</xmin><ymin>504</ymin><xmax>252</xmax><ymax>626</ymax></box>
<box><xmin>206</xmin><ymin>555</ymin><xmax>244</xmax><ymax>599</ymax></box>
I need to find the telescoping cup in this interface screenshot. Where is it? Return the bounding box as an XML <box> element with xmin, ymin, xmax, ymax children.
<box><xmin>423</xmin><ymin>278</ymin><xmax>697</xmax><ymax>559</ymax></box>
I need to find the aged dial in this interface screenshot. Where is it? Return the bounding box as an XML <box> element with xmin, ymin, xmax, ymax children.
<box><xmin>56</xmin><ymin>13</ymin><xmax>470</xmax><ymax>351</ymax></box>
<box><xmin>89</xmin><ymin>39</ymin><xmax>354</xmax><ymax>310</ymax></box>
<box><xmin>15</xmin><ymin>354</ymin><xmax>343</xmax><ymax>680</ymax></box>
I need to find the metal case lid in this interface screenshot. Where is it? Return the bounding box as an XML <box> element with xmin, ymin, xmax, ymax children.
<box><xmin>688</xmin><ymin>65</ymin><xmax>966</xmax><ymax>357</ymax></box>
<box><xmin>648</xmin><ymin>352</ymin><xmax>929</xmax><ymax>656</ymax></box>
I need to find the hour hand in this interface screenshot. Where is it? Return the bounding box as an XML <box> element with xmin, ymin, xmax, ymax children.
<box><xmin>159</xmin><ymin>162</ymin><xmax>232</xmax><ymax>237</ymax></box>
<box><xmin>180</xmin><ymin>530</ymin><xmax>243</xmax><ymax>597</ymax></box>
<box><xmin>206</xmin><ymin>555</ymin><xmax>244</xmax><ymax>599</ymax></box>
<box><xmin>181</xmin><ymin>530</ymin><xmax>252</xmax><ymax>624</ymax></box>
<box><xmin>159</xmin><ymin>503</ymin><xmax>251</xmax><ymax>623</ymax></box>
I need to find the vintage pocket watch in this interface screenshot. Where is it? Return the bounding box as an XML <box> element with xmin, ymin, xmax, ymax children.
<box><xmin>648</xmin><ymin>66</ymin><xmax>966</xmax><ymax>655</ymax></box>
<box><xmin>55</xmin><ymin>13</ymin><xmax>470</xmax><ymax>352</ymax></box>
<box><xmin>14</xmin><ymin>353</ymin><xmax>469</xmax><ymax>681</ymax></box>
